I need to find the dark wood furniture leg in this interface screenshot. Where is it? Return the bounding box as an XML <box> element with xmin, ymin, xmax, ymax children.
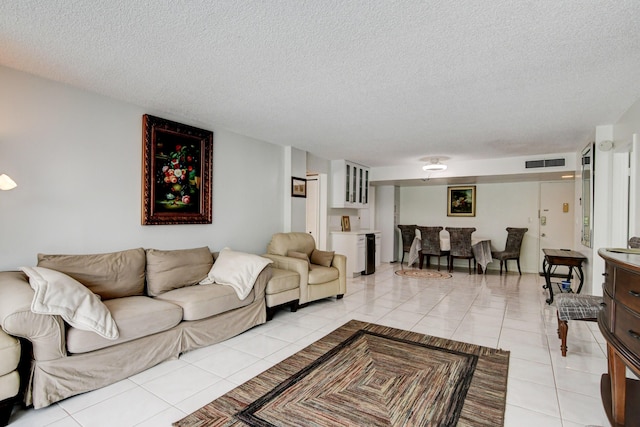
<box><xmin>543</xmin><ymin>257</ymin><xmax>555</xmax><ymax>304</ymax></box>
<box><xmin>557</xmin><ymin>311</ymin><xmax>568</xmax><ymax>357</ymax></box>
<box><xmin>609</xmin><ymin>344</ymin><xmax>627</xmax><ymax>425</ymax></box>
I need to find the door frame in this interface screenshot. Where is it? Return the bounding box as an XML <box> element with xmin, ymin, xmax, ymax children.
<box><xmin>306</xmin><ymin>173</ymin><xmax>328</xmax><ymax>250</ymax></box>
<box><xmin>538</xmin><ymin>180</ymin><xmax>575</xmax><ymax>274</ymax></box>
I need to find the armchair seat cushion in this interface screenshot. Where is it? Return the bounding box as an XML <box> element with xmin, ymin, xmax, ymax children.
<box><xmin>492</xmin><ymin>250</ymin><xmax>519</xmax><ymax>260</ymax></box>
<box><xmin>308</xmin><ymin>265</ymin><xmax>339</xmax><ymax>285</ymax></box>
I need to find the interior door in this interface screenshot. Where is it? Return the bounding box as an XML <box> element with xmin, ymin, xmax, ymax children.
<box><xmin>306</xmin><ymin>176</ymin><xmax>320</xmax><ymax>242</ymax></box>
<box><xmin>539</xmin><ymin>181</ymin><xmax>575</xmax><ymax>274</ymax></box>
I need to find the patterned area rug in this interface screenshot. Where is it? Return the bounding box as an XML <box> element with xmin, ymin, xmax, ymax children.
<box><xmin>395</xmin><ymin>269</ymin><xmax>452</xmax><ymax>279</ymax></box>
<box><xmin>174</xmin><ymin>320</ymin><xmax>509</xmax><ymax>427</ymax></box>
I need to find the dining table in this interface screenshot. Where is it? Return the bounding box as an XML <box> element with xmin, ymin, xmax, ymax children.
<box><xmin>408</xmin><ymin>231</ymin><xmax>493</xmax><ymax>273</ymax></box>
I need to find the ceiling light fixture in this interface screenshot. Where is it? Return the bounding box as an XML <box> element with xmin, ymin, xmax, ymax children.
<box><xmin>422</xmin><ymin>158</ymin><xmax>447</xmax><ymax>171</ymax></box>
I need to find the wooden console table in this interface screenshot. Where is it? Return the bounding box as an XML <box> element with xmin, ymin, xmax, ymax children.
<box><xmin>598</xmin><ymin>248</ymin><xmax>640</xmax><ymax>427</ymax></box>
<box><xmin>542</xmin><ymin>249</ymin><xmax>587</xmax><ymax>304</ymax></box>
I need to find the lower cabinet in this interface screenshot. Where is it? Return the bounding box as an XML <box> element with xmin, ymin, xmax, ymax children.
<box><xmin>330</xmin><ymin>231</ymin><xmax>381</xmax><ymax>277</ymax></box>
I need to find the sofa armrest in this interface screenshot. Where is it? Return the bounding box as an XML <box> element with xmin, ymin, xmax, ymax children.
<box><xmin>0</xmin><ymin>271</ymin><xmax>66</xmax><ymax>361</ymax></box>
<box><xmin>251</xmin><ymin>265</ymin><xmax>272</xmax><ymax>302</ymax></box>
<box><xmin>331</xmin><ymin>254</ymin><xmax>347</xmax><ymax>296</ymax></box>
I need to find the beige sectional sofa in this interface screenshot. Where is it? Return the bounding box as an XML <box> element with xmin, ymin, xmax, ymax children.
<box><xmin>0</xmin><ymin>246</ymin><xmax>272</xmax><ymax>409</ymax></box>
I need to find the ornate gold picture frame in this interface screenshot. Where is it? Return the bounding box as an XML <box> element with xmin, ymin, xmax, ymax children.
<box><xmin>142</xmin><ymin>114</ymin><xmax>213</xmax><ymax>225</ymax></box>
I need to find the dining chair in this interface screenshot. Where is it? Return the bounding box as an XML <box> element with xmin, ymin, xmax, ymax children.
<box><xmin>629</xmin><ymin>237</ymin><xmax>640</xmax><ymax>248</ymax></box>
<box><xmin>445</xmin><ymin>227</ymin><xmax>476</xmax><ymax>274</ymax></box>
<box><xmin>416</xmin><ymin>226</ymin><xmax>446</xmax><ymax>271</ymax></box>
<box><xmin>397</xmin><ymin>225</ymin><xmax>417</xmax><ymax>265</ymax></box>
<box><xmin>491</xmin><ymin>227</ymin><xmax>528</xmax><ymax>275</ymax></box>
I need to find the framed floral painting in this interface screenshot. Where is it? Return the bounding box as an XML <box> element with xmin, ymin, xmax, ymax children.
<box><xmin>142</xmin><ymin>115</ymin><xmax>213</xmax><ymax>225</ymax></box>
<box><xmin>447</xmin><ymin>186</ymin><xmax>476</xmax><ymax>217</ymax></box>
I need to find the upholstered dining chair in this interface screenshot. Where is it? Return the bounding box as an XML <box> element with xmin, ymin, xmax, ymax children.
<box><xmin>629</xmin><ymin>236</ymin><xmax>640</xmax><ymax>248</ymax></box>
<box><xmin>417</xmin><ymin>226</ymin><xmax>446</xmax><ymax>271</ymax></box>
<box><xmin>445</xmin><ymin>227</ymin><xmax>476</xmax><ymax>274</ymax></box>
<box><xmin>491</xmin><ymin>227</ymin><xmax>528</xmax><ymax>275</ymax></box>
<box><xmin>398</xmin><ymin>225</ymin><xmax>417</xmax><ymax>265</ymax></box>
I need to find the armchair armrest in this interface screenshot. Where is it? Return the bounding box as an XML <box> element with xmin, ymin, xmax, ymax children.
<box><xmin>0</xmin><ymin>271</ymin><xmax>66</xmax><ymax>361</ymax></box>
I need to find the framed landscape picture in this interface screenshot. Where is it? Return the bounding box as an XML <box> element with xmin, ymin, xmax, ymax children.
<box><xmin>447</xmin><ymin>186</ymin><xmax>476</xmax><ymax>217</ymax></box>
<box><xmin>291</xmin><ymin>177</ymin><xmax>307</xmax><ymax>198</ymax></box>
<box><xmin>142</xmin><ymin>114</ymin><xmax>213</xmax><ymax>225</ymax></box>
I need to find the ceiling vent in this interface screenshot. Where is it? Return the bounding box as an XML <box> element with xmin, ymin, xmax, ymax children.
<box><xmin>525</xmin><ymin>158</ymin><xmax>565</xmax><ymax>169</ymax></box>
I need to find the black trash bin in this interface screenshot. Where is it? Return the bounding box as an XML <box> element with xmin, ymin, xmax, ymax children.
<box><xmin>363</xmin><ymin>233</ymin><xmax>376</xmax><ymax>275</ymax></box>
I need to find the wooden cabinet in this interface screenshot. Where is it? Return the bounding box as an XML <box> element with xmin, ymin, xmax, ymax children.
<box><xmin>331</xmin><ymin>160</ymin><xmax>370</xmax><ymax>208</ymax></box>
<box><xmin>598</xmin><ymin>249</ymin><xmax>640</xmax><ymax>427</ymax></box>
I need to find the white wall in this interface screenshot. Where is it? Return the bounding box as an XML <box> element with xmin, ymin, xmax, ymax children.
<box><xmin>399</xmin><ymin>181</ymin><xmax>543</xmax><ymax>273</ymax></box>
<box><xmin>375</xmin><ymin>185</ymin><xmax>398</xmax><ymax>263</ymax></box>
<box><xmin>0</xmin><ymin>66</ymin><xmax>284</xmax><ymax>269</ymax></box>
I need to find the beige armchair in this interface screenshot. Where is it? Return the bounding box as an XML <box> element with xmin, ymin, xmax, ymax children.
<box><xmin>264</xmin><ymin>232</ymin><xmax>346</xmax><ymax>306</ymax></box>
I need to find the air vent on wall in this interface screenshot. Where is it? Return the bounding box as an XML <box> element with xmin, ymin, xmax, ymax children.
<box><xmin>525</xmin><ymin>160</ymin><xmax>545</xmax><ymax>168</ymax></box>
<box><xmin>525</xmin><ymin>158</ymin><xmax>565</xmax><ymax>168</ymax></box>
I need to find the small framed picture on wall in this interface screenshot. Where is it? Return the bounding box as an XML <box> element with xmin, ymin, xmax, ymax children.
<box><xmin>447</xmin><ymin>186</ymin><xmax>476</xmax><ymax>217</ymax></box>
<box><xmin>341</xmin><ymin>216</ymin><xmax>351</xmax><ymax>232</ymax></box>
<box><xmin>291</xmin><ymin>177</ymin><xmax>307</xmax><ymax>198</ymax></box>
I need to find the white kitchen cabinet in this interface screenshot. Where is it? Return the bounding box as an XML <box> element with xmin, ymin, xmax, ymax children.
<box><xmin>331</xmin><ymin>160</ymin><xmax>370</xmax><ymax>208</ymax></box>
<box><xmin>330</xmin><ymin>231</ymin><xmax>381</xmax><ymax>277</ymax></box>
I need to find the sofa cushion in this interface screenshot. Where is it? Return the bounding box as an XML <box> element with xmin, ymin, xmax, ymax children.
<box><xmin>155</xmin><ymin>283</ymin><xmax>253</xmax><ymax>321</ymax></box>
<box><xmin>287</xmin><ymin>250</ymin><xmax>310</xmax><ymax>266</ymax></box>
<box><xmin>310</xmin><ymin>249</ymin><xmax>335</xmax><ymax>267</ymax></box>
<box><xmin>146</xmin><ymin>247</ymin><xmax>213</xmax><ymax>297</ymax></box>
<box><xmin>66</xmin><ymin>296</ymin><xmax>183</xmax><ymax>354</ymax></box>
<box><xmin>37</xmin><ymin>248</ymin><xmax>146</xmax><ymax>300</ymax></box>
<box><xmin>308</xmin><ymin>265</ymin><xmax>339</xmax><ymax>285</ymax></box>
<box><xmin>0</xmin><ymin>371</ymin><xmax>19</xmax><ymax>401</ymax></box>
<box><xmin>21</xmin><ymin>266</ymin><xmax>119</xmax><ymax>340</ymax></box>
<box><xmin>266</xmin><ymin>268</ymin><xmax>300</xmax><ymax>295</ymax></box>
<box><xmin>199</xmin><ymin>248</ymin><xmax>272</xmax><ymax>300</ymax></box>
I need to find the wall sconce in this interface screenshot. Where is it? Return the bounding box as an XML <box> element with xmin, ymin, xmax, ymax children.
<box><xmin>0</xmin><ymin>174</ymin><xmax>17</xmax><ymax>191</ymax></box>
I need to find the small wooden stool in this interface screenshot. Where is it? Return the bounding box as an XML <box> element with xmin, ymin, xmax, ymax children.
<box><xmin>556</xmin><ymin>294</ymin><xmax>603</xmax><ymax>357</ymax></box>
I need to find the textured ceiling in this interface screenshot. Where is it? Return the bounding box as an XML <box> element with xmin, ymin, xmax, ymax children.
<box><xmin>1</xmin><ymin>1</ymin><xmax>639</xmax><ymax>167</ymax></box>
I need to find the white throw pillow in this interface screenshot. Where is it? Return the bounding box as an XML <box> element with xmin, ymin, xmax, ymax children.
<box><xmin>199</xmin><ymin>248</ymin><xmax>272</xmax><ymax>300</ymax></box>
<box><xmin>20</xmin><ymin>266</ymin><xmax>119</xmax><ymax>339</ymax></box>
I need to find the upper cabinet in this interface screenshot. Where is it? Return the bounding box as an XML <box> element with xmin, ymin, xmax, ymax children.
<box><xmin>331</xmin><ymin>160</ymin><xmax>370</xmax><ymax>208</ymax></box>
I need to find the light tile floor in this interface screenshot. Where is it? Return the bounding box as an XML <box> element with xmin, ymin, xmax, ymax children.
<box><xmin>9</xmin><ymin>263</ymin><xmax>613</xmax><ymax>426</ymax></box>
